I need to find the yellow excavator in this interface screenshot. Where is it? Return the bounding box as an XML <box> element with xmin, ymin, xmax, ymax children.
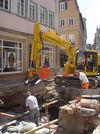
<box><xmin>28</xmin><ymin>22</ymin><xmax>100</xmax><ymax>88</ymax></box>
<box><xmin>28</xmin><ymin>22</ymin><xmax>75</xmax><ymax>79</ymax></box>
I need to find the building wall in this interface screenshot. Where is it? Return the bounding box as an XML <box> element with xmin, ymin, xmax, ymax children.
<box><xmin>59</xmin><ymin>0</ymin><xmax>85</xmax><ymax>49</ymax></box>
<box><xmin>93</xmin><ymin>27</ymin><xmax>100</xmax><ymax>50</ymax></box>
<box><xmin>0</xmin><ymin>0</ymin><xmax>59</xmax><ymax>82</ymax></box>
<box><xmin>0</xmin><ymin>0</ymin><xmax>57</xmax><ymax>34</ymax></box>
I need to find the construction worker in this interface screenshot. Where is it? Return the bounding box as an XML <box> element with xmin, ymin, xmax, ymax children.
<box><xmin>23</xmin><ymin>90</ymin><xmax>40</xmax><ymax>126</ymax></box>
<box><xmin>74</xmin><ymin>70</ymin><xmax>89</xmax><ymax>89</ymax></box>
<box><xmin>74</xmin><ymin>70</ymin><xmax>90</xmax><ymax>99</ymax></box>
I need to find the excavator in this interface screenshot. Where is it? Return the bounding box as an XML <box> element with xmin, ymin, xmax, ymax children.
<box><xmin>28</xmin><ymin>22</ymin><xmax>100</xmax><ymax>88</ymax></box>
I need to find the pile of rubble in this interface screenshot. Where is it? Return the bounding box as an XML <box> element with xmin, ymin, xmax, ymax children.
<box><xmin>0</xmin><ymin>115</ymin><xmax>58</xmax><ymax>134</ymax></box>
<box><xmin>55</xmin><ymin>95</ymin><xmax>100</xmax><ymax>134</ymax></box>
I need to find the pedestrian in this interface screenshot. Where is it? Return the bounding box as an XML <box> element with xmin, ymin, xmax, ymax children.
<box><xmin>74</xmin><ymin>70</ymin><xmax>89</xmax><ymax>89</ymax></box>
<box><xmin>24</xmin><ymin>90</ymin><xmax>40</xmax><ymax>126</ymax></box>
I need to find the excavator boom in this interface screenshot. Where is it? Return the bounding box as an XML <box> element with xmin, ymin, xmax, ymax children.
<box><xmin>29</xmin><ymin>22</ymin><xmax>76</xmax><ymax>79</ymax></box>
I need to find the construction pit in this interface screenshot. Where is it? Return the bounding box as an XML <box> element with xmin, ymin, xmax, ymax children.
<box><xmin>0</xmin><ymin>79</ymin><xmax>100</xmax><ymax>134</ymax></box>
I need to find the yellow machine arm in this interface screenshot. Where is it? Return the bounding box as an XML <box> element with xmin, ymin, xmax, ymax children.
<box><xmin>30</xmin><ymin>22</ymin><xmax>76</xmax><ymax>77</ymax></box>
<box><xmin>41</xmin><ymin>30</ymin><xmax>76</xmax><ymax>75</ymax></box>
<box><xmin>30</xmin><ymin>22</ymin><xmax>42</xmax><ymax>70</ymax></box>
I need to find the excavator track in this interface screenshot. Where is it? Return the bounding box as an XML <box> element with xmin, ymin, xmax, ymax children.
<box><xmin>54</xmin><ymin>76</ymin><xmax>99</xmax><ymax>88</ymax></box>
<box><xmin>54</xmin><ymin>76</ymin><xmax>81</xmax><ymax>88</ymax></box>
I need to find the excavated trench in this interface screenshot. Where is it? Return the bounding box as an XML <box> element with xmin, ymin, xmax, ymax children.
<box><xmin>0</xmin><ymin>80</ymin><xmax>100</xmax><ymax>134</ymax></box>
<box><xmin>0</xmin><ymin>80</ymin><xmax>64</xmax><ymax>125</ymax></box>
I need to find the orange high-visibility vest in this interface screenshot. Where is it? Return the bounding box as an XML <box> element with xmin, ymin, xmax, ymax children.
<box><xmin>82</xmin><ymin>83</ymin><xmax>89</xmax><ymax>89</ymax></box>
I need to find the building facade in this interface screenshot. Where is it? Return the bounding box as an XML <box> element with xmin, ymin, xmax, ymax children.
<box><xmin>59</xmin><ymin>0</ymin><xmax>86</xmax><ymax>48</ymax></box>
<box><xmin>93</xmin><ymin>26</ymin><xmax>100</xmax><ymax>50</ymax></box>
<box><xmin>0</xmin><ymin>0</ymin><xmax>59</xmax><ymax>83</ymax></box>
<box><xmin>59</xmin><ymin>0</ymin><xmax>87</xmax><ymax>67</ymax></box>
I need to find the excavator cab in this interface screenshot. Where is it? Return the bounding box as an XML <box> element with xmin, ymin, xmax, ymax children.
<box><xmin>76</xmin><ymin>50</ymin><xmax>98</xmax><ymax>76</ymax></box>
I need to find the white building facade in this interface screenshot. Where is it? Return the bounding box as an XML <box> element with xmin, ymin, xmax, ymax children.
<box><xmin>0</xmin><ymin>0</ymin><xmax>59</xmax><ymax>81</ymax></box>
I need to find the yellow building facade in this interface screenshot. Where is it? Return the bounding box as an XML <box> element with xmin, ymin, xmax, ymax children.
<box><xmin>59</xmin><ymin>0</ymin><xmax>86</xmax><ymax>49</ymax></box>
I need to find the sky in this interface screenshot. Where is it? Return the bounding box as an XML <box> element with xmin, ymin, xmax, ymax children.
<box><xmin>77</xmin><ymin>0</ymin><xmax>100</xmax><ymax>44</ymax></box>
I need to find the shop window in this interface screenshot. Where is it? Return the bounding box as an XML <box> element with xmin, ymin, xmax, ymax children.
<box><xmin>41</xmin><ymin>47</ymin><xmax>53</xmax><ymax>68</ymax></box>
<box><xmin>0</xmin><ymin>40</ymin><xmax>23</xmax><ymax>73</ymax></box>
<box><xmin>29</xmin><ymin>45</ymin><xmax>53</xmax><ymax>68</ymax></box>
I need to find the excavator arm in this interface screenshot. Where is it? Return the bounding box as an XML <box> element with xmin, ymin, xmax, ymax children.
<box><xmin>41</xmin><ymin>30</ymin><xmax>75</xmax><ymax>75</ymax></box>
<box><xmin>30</xmin><ymin>22</ymin><xmax>75</xmax><ymax>77</ymax></box>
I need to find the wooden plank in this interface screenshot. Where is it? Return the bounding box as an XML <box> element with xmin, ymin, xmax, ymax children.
<box><xmin>0</xmin><ymin>112</ymin><xmax>15</xmax><ymax>118</ymax></box>
<box><xmin>24</xmin><ymin>119</ymin><xmax>58</xmax><ymax>134</ymax></box>
<box><xmin>0</xmin><ymin>111</ymin><xmax>29</xmax><ymax>130</ymax></box>
<box><xmin>42</xmin><ymin>100</ymin><xmax>58</xmax><ymax>107</ymax></box>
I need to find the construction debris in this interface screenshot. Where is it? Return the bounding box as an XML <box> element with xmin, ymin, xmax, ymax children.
<box><xmin>92</xmin><ymin>124</ymin><xmax>100</xmax><ymax>134</ymax></box>
<box><xmin>55</xmin><ymin>95</ymin><xmax>100</xmax><ymax>134</ymax></box>
<box><xmin>0</xmin><ymin>78</ymin><xmax>100</xmax><ymax>134</ymax></box>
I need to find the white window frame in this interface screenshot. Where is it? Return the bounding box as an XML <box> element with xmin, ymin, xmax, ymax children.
<box><xmin>41</xmin><ymin>46</ymin><xmax>53</xmax><ymax>68</ymax></box>
<box><xmin>17</xmin><ymin>0</ymin><xmax>26</xmax><ymax>17</ymax></box>
<box><xmin>40</xmin><ymin>6</ymin><xmax>47</xmax><ymax>25</ymax></box>
<box><xmin>28</xmin><ymin>0</ymin><xmax>37</xmax><ymax>21</ymax></box>
<box><xmin>48</xmin><ymin>11</ymin><xmax>54</xmax><ymax>28</ymax></box>
<box><xmin>68</xmin><ymin>17</ymin><xmax>74</xmax><ymax>26</ymax></box>
<box><xmin>0</xmin><ymin>39</ymin><xmax>23</xmax><ymax>74</ymax></box>
<box><xmin>60</xmin><ymin>2</ymin><xmax>67</xmax><ymax>11</ymax></box>
<box><xmin>60</xmin><ymin>19</ymin><xmax>65</xmax><ymax>26</ymax></box>
<box><xmin>69</xmin><ymin>34</ymin><xmax>75</xmax><ymax>43</ymax></box>
<box><xmin>0</xmin><ymin>0</ymin><xmax>10</xmax><ymax>11</ymax></box>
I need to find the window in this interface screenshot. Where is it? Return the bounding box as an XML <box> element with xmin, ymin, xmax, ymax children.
<box><xmin>60</xmin><ymin>51</ymin><xmax>67</xmax><ymax>67</ymax></box>
<box><xmin>40</xmin><ymin>6</ymin><xmax>47</xmax><ymax>25</ymax></box>
<box><xmin>60</xmin><ymin>19</ymin><xmax>65</xmax><ymax>26</ymax></box>
<box><xmin>48</xmin><ymin>11</ymin><xmax>54</xmax><ymax>28</ymax></box>
<box><xmin>17</xmin><ymin>0</ymin><xmax>25</xmax><ymax>17</ymax></box>
<box><xmin>0</xmin><ymin>0</ymin><xmax>9</xmax><ymax>11</ymax></box>
<box><xmin>69</xmin><ymin>34</ymin><xmax>75</xmax><ymax>43</ymax></box>
<box><xmin>0</xmin><ymin>40</ymin><xmax>23</xmax><ymax>73</ymax></box>
<box><xmin>68</xmin><ymin>17</ymin><xmax>74</xmax><ymax>26</ymax></box>
<box><xmin>28</xmin><ymin>1</ymin><xmax>37</xmax><ymax>21</ymax></box>
<box><xmin>29</xmin><ymin>45</ymin><xmax>53</xmax><ymax>68</ymax></box>
<box><xmin>60</xmin><ymin>34</ymin><xmax>66</xmax><ymax>40</ymax></box>
<box><xmin>41</xmin><ymin>47</ymin><xmax>53</xmax><ymax>67</ymax></box>
<box><xmin>60</xmin><ymin>2</ymin><xmax>67</xmax><ymax>11</ymax></box>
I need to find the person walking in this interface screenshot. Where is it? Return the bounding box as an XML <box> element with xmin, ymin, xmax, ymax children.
<box><xmin>24</xmin><ymin>90</ymin><xmax>40</xmax><ymax>126</ymax></box>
